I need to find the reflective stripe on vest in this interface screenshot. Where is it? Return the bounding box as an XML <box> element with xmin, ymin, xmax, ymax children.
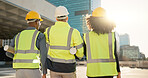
<box><xmin>47</xmin><ymin>55</ymin><xmax>76</xmax><ymax>63</ymax></box>
<box><xmin>46</xmin><ymin>27</ymin><xmax>83</xmax><ymax>63</ymax></box>
<box><xmin>14</xmin><ymin>30</ymin><xmax>39</xmax><ymax>63</ymax></box>
<box><xmin>46</xmin><ymin>27</ymin><xmax>74</xmax><ymax>50</ymax></box>
<box><xmin>15</xmin><ymin>30</ymin><xmax>39</xmax><ymax>54</ymax></box>
<box><xmin>47</xmin><ymin>27</ymin><xmax>83</xmax><ymax>50</ymax></box>
<box><xmin>15</xmin><ymin>50</ymin><xmax>39</xmax><ymax>54</ymax></box>
<box><xmin>13</xmin><ymin>59</ymin><xmax>34</xmax><ymax>63</ymax></box>
<box><xmin>86</xmin><ymin>33</ymin><xmax>115</xmax><ymax>63</ymax></box>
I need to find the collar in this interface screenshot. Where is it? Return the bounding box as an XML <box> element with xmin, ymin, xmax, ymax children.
<box><xmin>54</xmin><ymin>21</ymin><xmax>70</xmax><ymax>27</ymax></box>
<box><xmin>26</xmin><ymin>27</ymin><xmax>36</xmax><ymax>30</ymax></box>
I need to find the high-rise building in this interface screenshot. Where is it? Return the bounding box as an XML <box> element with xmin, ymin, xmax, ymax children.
<box><xmin>119</xmin><ymin>33</ymin><xmax>130</xmax><ymax>46</ymax></box>
<box><xmin>91</xmin><ymin>0</ymin><xmax>101</xmax><ymax>11</ymax></box>
<box><xmin>120</xmin><ymin>45</ymin><xmax>140</xmax><ymax>60</ymax></box>
<box><xmin>46</xmin><ymin>0</ymin><xmax>101</xmax><ymax>35</ymax></box>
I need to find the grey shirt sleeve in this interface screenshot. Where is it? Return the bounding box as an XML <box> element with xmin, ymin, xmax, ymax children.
<box><xmin>37</xmin><ymin>33</ymin><xmax>47</xmax><ymax>74</ymax></box>
<box><xmin>6</xmin><ymin>36</ymin><xmax>15</xmax><ymax>59</ymax></box>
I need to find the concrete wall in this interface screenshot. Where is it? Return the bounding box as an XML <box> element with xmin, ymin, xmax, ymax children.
<box><xmin>0</xmin><ymin>39</ymin><xmax>2</xmax><ymax>48</ymax></box>
<box><xmin>4</xmin><ymin>0</ymin><xmax>56</xmax><ymax>22</ymax></box>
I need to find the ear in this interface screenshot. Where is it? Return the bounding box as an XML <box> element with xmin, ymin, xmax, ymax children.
<box><xmin>35</xmin><ymin>21</ymin><xmax>38</xmax><ymax>25</ymax></box>
<box><xmin>66</xmin><ymin>17</ymin><xmax>68</xmax><ymax>21</ymax></box>
<box><xmin>56</xmin><ymin>18</ymin><xmax>58</xmax><ymax>21</ymax></box>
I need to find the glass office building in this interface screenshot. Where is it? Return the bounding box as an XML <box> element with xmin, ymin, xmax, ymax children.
<box><xmin>46</xmin><ymin>0</ymin><xmax>101</xmax><ymax>35</ymax></box>
<box><xmin>119</xmin><ymin>34</ymin><xmax>130</xmax><ymax>46</ymax></box>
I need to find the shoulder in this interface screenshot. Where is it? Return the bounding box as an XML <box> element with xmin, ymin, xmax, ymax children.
<box><xmin>111</xmin><ymin>31</ymin><xmax>119</xmax><ymax>37</ymax></box>
<box><xmin>38</xmin><ymin>32</ymin><xmax>45</xmax><ymax>39</ymax></box>
<box><xmin>45</xmin><ymin>27</ymin><xmax>51</xmax><ymax>31</ymax></box>
<box><xmin>114</xmin><ymin>31</ymin><xmax>119</xmax><ymax>40</ymax></box>
<box><xmin>45</xmin><ymin>26</ymin><xmax>54</xmax><ymax>30</ymax></box>
<box><xmin>71</xmin><ymin>28</ymin><xmax>82</xmax><ymax>37</ymax></box>
<box><xmin>14</xmin><ymin>31</ymin><xmax>22</xmax><ymax>39</ymax></box>
<box><xmin>83</xmin><ymin>33</ymin><xmax>87</xmax><ymax>43</ymax></box>
<box><xmin>83</xmin><ymin>33</ymin><xmax>86</xmax><ymax>37</ymax></box>
<box><xmin>114</xmin><ymin>32</ymin><xmax>119</xmax><ymax>36</ymax></box>
<box><xmin>44</xmin><ymin>26</ymin><xmax>53</xmax><ymax>35</ymax></box>
<box><xmin>72</xmin><ymin>28</ymin><xmax>80</xmax><ymax>33</ymax></box>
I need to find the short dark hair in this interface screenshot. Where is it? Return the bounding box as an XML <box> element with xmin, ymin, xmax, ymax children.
<box><xmin>57</xmin><ymin>15</ymin><xmax>67</xmax><ymax>21</ymax></box>
<box><xmin>57</xmin><ymin>19</ymin><xmax>67</xmax><ymax>21</ymax></box>
<box><xmin>57</xmin><ymin>15</ymin><xmax>67</xmax><ymax>18</ymax></box>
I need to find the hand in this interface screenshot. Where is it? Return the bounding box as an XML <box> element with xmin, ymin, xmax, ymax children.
<box><xmin>117</xmin><ymin>72</ymin><xmax>121</xmax><ymax>78</ymax></box>
<box><xmin>42</xmin><ymin>74</ymin><xmax>46</xmax><ymax>78</ymax></box>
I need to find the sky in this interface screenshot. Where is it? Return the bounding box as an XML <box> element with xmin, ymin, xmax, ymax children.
<box><xmin>101</xmin><ymin>0</ymin><xmax>148</xmax><ymax>57</ymax></box>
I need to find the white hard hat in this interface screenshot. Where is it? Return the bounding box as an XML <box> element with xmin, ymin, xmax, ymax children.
<box><xmin>55</xmin><ymin>6</ymin><xmax>69</xmax><ymax>17</ymax></box>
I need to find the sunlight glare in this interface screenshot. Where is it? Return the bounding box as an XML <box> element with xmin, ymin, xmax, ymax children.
<box><xmin>106</xmin><ymin>11</ymin><xmax>138</xmax><ymax>27</ymax></box>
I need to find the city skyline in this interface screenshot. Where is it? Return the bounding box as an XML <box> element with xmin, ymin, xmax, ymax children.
<box><xmin>101</xmin><ymin>0</ymin><xmax>148</xmax><ymax>57</ymax></box>
<box><xmin>46</xmin><ymin>0</ymin><xmax>101</xmax><ymax>35</ymax></box>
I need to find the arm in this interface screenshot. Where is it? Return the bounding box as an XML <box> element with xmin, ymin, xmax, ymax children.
<box><xmin>83</xmin><ymin>34</ymin><xmax>87</xmax><ymax>61</ymax></box>
<box><xmin>44</xmin><ymin>28</ymin><xmax>50</xmax><ymax>43</ymax></box>
<box><xmin>114</xmin><ymin>32</ymin><xmax>121</xmax><ymax>78</ymax></box>
<box><xmin>6</xmin><ymin>35</ymin><xmax>16</xmax><ymax>58</ymax></box>
<box><xmin>73</xmin><ymin>29</ymin><xmax>84</xmax><ymax>59</ymax></box>
<box><xmin>114</xmin><ymin>44</ymin><xmax>121</xmax><ymax>72</ymax></box>
<box><xmin>37</xmin><ymin>33</ymin><xmax>47</xmax><ymax>75</ymax></box>
<box><xmin>83</xmin><ymin>42</ymin><xmax>86</xmax><ymax>56</ymax></box>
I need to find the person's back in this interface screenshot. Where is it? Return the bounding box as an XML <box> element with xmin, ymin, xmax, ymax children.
<box><xmin>84</xmin><ymin>7</ymin><xmax>121</xmax><ymax>78</ymax></box>
<box><xmin>44</xmin><ymin>6</ymin><xmax>84</xmax><ymax>78</ymax></box>
<box><xmin>13</xmin><ymin>29</ymin><xmax>40</xmax><ymax>68</ymax></box>
<box><xmin>6</xmin><ymin>11</ymin><xmax>47</xmax><ymax>78</ymax></box>
<box><xmin>46</xmin><ymin>21</ymin><xmax>80</xmax><ymax>61</ymax></box>
<box><xmin>84</xmin><ymin>31</ymin><xmax>117</xmax><ymax>77</ymax></box>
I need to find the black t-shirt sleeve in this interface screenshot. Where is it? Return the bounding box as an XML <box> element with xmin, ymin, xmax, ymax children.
<box><xmin>83</xmin><ymin>41</ymin><xmax>87</xmax><ymax>57</ymax></box>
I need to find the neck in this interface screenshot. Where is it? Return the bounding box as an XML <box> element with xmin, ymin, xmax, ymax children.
<box><xmin>58</xmin><ymin>20</ymin><xmax>67</xmax><ymax>22</ymax></box>
<box><xmin>29</xmin><ymin>25</ymin><xmax>35</xmax><ymax>27</ymax></box>
<box><xmin>28</xmin><ymin>25</ymin><xmax>38</xmax><ymax>30</ymax></box>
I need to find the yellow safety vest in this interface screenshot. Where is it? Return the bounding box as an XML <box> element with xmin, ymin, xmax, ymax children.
<box><xmin>44</xmin><ymin>21</ymin><xmax>83</xmax><ymax>63</ymax></box>
<box><xmin>84</xmin><ymin>31</ymin><xmax>118</xmax><ymax>77</ymax></box>
<box><xmin>13</xmin><ymin>29</ymin><xmax>40</xmax><ymax>68</ymax></box>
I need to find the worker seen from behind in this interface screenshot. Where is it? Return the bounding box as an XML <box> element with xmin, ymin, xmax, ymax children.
<box><xmin>6</xmin><ymin>11</ymin><xmax>47</xmax><ymax>78</ymax></box>
<box><xmin>44</xmin><ymin>6</ymin><xmax>84</xmax><ymax>78</ymax></box>
<box><xmin>84</xmin><ymin>7</ymin><xmax>121</xmax><ymax>78</ymax></box>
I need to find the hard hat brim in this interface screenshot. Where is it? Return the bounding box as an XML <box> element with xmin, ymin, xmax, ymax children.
<box><xmin>40</xmin><ymin>19</ymin><xmax>43</xmax><ymax>21</ymax></box>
